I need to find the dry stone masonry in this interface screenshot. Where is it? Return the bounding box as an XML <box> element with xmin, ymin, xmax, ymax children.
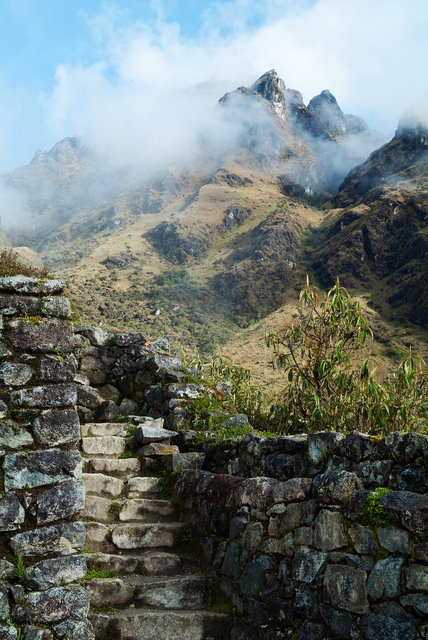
<box><xmin>173</xmin><ymin>432</ymin><xmax>428</xmax><ymax>640</ymax></box>
<box><xmin>0</xmin><ymin>277</ymin><xmax>91</xmax><ymax>640</ymax></box>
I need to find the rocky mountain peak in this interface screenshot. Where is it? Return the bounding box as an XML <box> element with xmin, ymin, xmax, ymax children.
<box><xmin>250</xmin><ymin>69</ymin><xmax>287</xmax><ymax>120</ymax></box>
<box><xmin>396</xmin><ymin>113</ymin><xmax>428</xmax><ymax>146</ymax></box>
<box><xmin>308</xmin><ymin>89</ymin><xmax>346</xmax><ymax>137</ymax></box>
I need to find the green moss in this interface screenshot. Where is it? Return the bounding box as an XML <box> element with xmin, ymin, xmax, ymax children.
<box><xmin>361</xmin><ymin>487</ymin><xmax>396</xmax><ymax>527</ymax></box>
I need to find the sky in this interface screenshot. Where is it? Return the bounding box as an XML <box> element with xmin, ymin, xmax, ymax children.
<box><xmin>0</xmin><ymin>0</ymin><xmax>427</xmax><ymax>173</ymax></box>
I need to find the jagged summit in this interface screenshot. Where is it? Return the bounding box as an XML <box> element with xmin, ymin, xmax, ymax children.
<box><xmin>396</xmin><ymin>112</ymin><xmax>428</xmax><ymax>145</ymax></box>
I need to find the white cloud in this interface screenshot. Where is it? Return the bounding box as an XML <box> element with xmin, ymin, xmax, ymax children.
<box><xmin>30</xmin><ymin>0</ymin><xmax>428</xmax><ymax>176</ymax></box>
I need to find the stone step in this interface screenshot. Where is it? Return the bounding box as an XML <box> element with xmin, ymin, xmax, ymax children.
<box><xmin>83</xmin><ymin>457</ymin><xmax>140</xmax><ymax>479</ymax></box>
<box><xmin>84</xmin><ymin>551</ymin><xmax>181</xmax><ymax>576</ymax></box>
<box><xmin>127</xmin><ymin>476</ymin><xmax>163</xmax><ymax>498</ymax></box>
<box><xmin>81</xmin><ymin>495</ymin><xmax>121</xmax><ymax>523</ymax></box>
<box><xmin>81</xmin><ymin>436</ymin><xmax>126</xmax><ymax>457</ymax></box>
<box><xmin>82</xmin><ymin>473</ymin><xmax>125</xmax><ymax>497</ymax></box>
<box><xmin>83</xmin><ymin>577</ymin><xmax>135</xmax><ymax>607</ymax></box>
<box><xmin>128</xmin><ymin>574</ymin><xmax>205</xmax><ymax>610</ymax></box>
<box><xmin>91</xmin><ymin>609</ymin><xmax>231</xmax><ymax>640</ymax></box>
<box><xmin>85</xmin><ymin>522</ymin><xmax>115</xmax><ymax>552</ymax></box>
<box><xmin>119</xmin><ymin>498</ymin><xmax>176</xmax><ymax>522</ymax></box>
<box><xmin>139</xmin><ymin>442</ymin><xmax>180</xmax><ymax>457</ymax></box>
<box><xmin>112</xmin><ymin>523</ymin><xmax>186</xmax><ymax>550</ymax></box>
<box><xmin>81</xmin><ymin>423</ymin><xmax>131</xmax><ymax>437</ymax></box>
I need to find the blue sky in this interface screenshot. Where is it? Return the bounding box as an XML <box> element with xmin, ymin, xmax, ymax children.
<box><xmin>0</xmin><ymin>0</ymin><xmax>426</xmax><ymax>173</ymax></box>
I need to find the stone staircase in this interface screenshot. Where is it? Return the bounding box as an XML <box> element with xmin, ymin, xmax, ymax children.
<box><xmin>79</xmin><ymin>420</ymin><xmax>230</xmax><ymax>640</ymax></box>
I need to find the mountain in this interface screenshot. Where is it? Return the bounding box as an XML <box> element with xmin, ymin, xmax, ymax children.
<box><xmin>0</xmin><ymin>70</ymin><xmax>425</xmax><ymax>370</ymax></box>
<box><xmin>313</xmin><ymin>117</ymin><xmax>428</xmax><ymax>326</ymax></box>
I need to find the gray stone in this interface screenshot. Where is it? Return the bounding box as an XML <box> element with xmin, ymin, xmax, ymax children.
<box><xmin>0</xmin><ymin>560</ymin><xmax>15</xmax><ymax>580</ymax></box>
<box><xmin>323</xmin><ymin>564</ymin><xmax>368</xmax><ymax>613</ymax></box>
<box><xmin>294</xmin><ymin>584</ymin><xmax>318</xmax><ymax>620</ymax></box>
<box><xmin>118</xmin><ymin>398</ymin><xmax>137</xmax><ymax>415</ymax></box>
<box><xmin>239</xmin><ymin>555</ymin><xmax>272</xmax><ymax>596</ymax></box>
<box><xmin>367</xmin><ymin>557</ymin><xmax>404</xmax><ymax>599</ymax></box>
<box><xmin>0</xmin><ymin>399</ymin><xmax>7</xmax><ymax>418</ymax></box>
<box><xmin>377</xmin><ymin>526</ymin><xmax>409</xmax><ymax>554</ymax></box>
<box><xmin>0</xmin><ymin>362</ymin><xmax>33</xmax><ymax>386</ymax></box>
<box><xmin>40</xmin><ymin>354</ymin><xmax>76</xmax><ymax>382</ymax></box>
<box><xmin>355</xmin><ymin>459</ymin><xmax>393</xmax><ymax>486</ymax></box>
<box><xmin>308</xmin><ymin>432</ymin><xmax>344</xmax><ymax>465</ymax></box>
<box><xmin>164</xmin><ymin>452</ymin><xmax>205</xmax><ymax>472</ymax></box>
<box><xmin>234</xmin><ymin>476</ymin><xmax>312</xmax><ymax>511</ymax></box>
<box><xmin>340</xmin><ymin>432</ymin><xmax>376</xmax><ymax>461</ymax></box>
<box><xmin>348</xmin><ymin>523</ymin><xmax>378</xmax><ymax>555</ymax></box>
<box><xmin>400</xmin><ymin>593</ymin><xmax>428</xmax><ymax>615</ymax></box>
<box><xmin>113</xmin><ymin>331</ymin><xmax>149</xmax><ymax>347</ymax></box>
<box><xmin>0</xmin><ymin>582</ymin><xmax>9</xmax><ymax>621</ymax></box>
<box><xmin>133</xmin><ymin>424</ymin><xmax>176</xmax><ymax>446</ymax></box>
<box><xmin>405</xmin><ymin>564</ymin><xmax>428</xmax><ymax>591</ymax></box>
<box><xmin>4</xmin><ymin>449</ymin><xmax>82</xmax><ymax>490</ymax></box>
<box><xmin>0</xmin><ymin>294</ymin><xmax>40</xmax><ymax>316</ymax></box>
<box><xmin>292</xmin><ymin>547</ymin><xmax>327</xmax><ymax>583</ymax></box>
<box><xmin>36</xmin><ymin>479</ymin><xmax>85</xmax><ymax>524</ymax></box>
<box><xmin>54</xmin><ymin>620</ymin><xmax>95</xmax><ymax>640</ymax></box>
<box><xmin>10</xmin><ymin>521</ymin><xmax>86</xmax><ymax>556</ymax></box>
<box><xmin>0</xmin><ymin>624</ymin><xmax>17</xmax><ymax>639</ymax></box>
<box><xmin>75</xmin><ymin>326</ymin><xmax>111</xmax><ymax>346</ymax></box>
<box><xmin>97</xmin><ymin>399</ymin><xmax>119</xmax><ymax>422</ymax></box>
<box><xmin>262</xmin><ymin>452</ymin><xmax>305</xmax><ymax>480</ymax></box>
<box><xmin>0</xmin><ymin>343</ymin><xmax>12</xmax><ymax>358</ymax></box>
<box><xmin>40</xmin><ymin>296</ymin><xmax>71</xmax><ymax>319</ymax></box>
<box><xmin>12</xmin><ymin>585</ymin><xmax>90</xmax><ymax>624</ymax></box>
<box><xmin>320</xmin><ymin>603</ymin><xmax>354</xmax><ymax>639</ymax></box>
<box><xmin>361</xmin><ymin>602</ymin><xmax>417</xmax><ymax>640</ymax></box>
<box><xmin>26</xmin><ymin>556</ymin><xmax>87</xmax><ymax>591</ymax></box>
<box><xmin>397</xmin><ymin>465</ymin><xmax>427</xmax><ymax>493</ymax></box>
<box><xmin>0</xmin><ymin>420</ymin><xmax>33</xmax><ymax>449</ymax></box>
<box><xmin>313</xmin><ymin>510</ymin><xmax>347</xmax><ymax>551</ymax></box>
<box><xmin>294</xmin><ymin>526</ymin><xmax>313</xmax><ymax>546</ymax></box>
<box><xmin>10</xmin><ymin>383</ymin><xmax>77</xmax><ymax>408</ymax></box>
<box><xmin>380</xmin><ymin>490</ymin><xmax>428</xmax><ymax>536</ymax></box>
<box><xmin>414</xmin><ymin>542</ymin><xmax>428</xmax><ymax>562</ymax></box>
<box><xmin>0</xmin><ymin>493</ymin><xmax>24</xmax><ymax>532</ymax></box>
<box><xmin>33</xmin><ymin>409</ymin><xmax>80</xmax><ymax>446</ymax></box>
<box><xmin>23</xmin><ymin>626</ymin><xmax>54</xmax><ymax>640</ymax></box>
<box><xmin>385</xmin><ymin>431</ymin><xmax>428</xmax><ymax>463</ymax></box>
<box><xmin>7</xmin><ymin>318</ymin><xmax>73</xmax><ymax>353</ymax></box>
<box><xmin>313</xmin><ymin>470</ymin><xmax>363</xmax><ymax>504</ymax></box>
<box><xmin>280</xmin><ymin>500</ymin><xmax>318</xmax><ymax>531</ymax></box>
<box><xmin>0</xmin><ymin>277</ymin><xmax>64</xmax><ymax>295</ymax></box>
<box><xmin>328</xmin><ymin>552</ymin><xmax>374</xmax><ymax>572</ymax></box>
<box><xmin>241</xmin><ymin>522</ymin><xmax>264</xmax><ymax>552</ymax></box>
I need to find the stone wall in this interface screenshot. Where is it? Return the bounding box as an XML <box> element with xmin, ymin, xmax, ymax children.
<box><xmin>0</xmin><ymin>277</ymin><xmax>93</xmax><ymax>640</ymax></box>
<box><xmin>173</xmin><ymin>431</ymin><xmax>428</xmax><ymax>640</ymax></box>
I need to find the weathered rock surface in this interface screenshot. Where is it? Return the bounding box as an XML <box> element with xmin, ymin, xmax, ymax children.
<box><xmin>4</xmin><ymin>449</ymin><xmax>82</xmax><ymax>490</ymax></box>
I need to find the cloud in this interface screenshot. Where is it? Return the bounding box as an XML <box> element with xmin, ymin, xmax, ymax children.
<box><xmin>46</xmin><ymin>0</ymin><xmax>428</xmax><ymax>171</ymax></box>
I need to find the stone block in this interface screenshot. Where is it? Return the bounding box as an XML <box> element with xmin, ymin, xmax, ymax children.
<box><xmin>23</xmin><ymin>626</ymin><xmax>54</xmax><ymax>640</ymax></box>
<box><xmin>0</xmin><ymin>624</ymin><xmax>17</xmax><ymax>639</ymax></box>
<box><xmin>340</xmin><ymin>432</ymin><xmax>376</xmax><ymax>461</ymax></box>
<box><xmin>10</xmin><ymin>383</ymin><xmax>77</xmax><ymax>408</ymax></box>
<box><xmin>0</xmin><ymin>294</ymin><xmax>40</xmax><ymax>316</ymax></box>
<box><xmin>81</xmin><ymin>436</ymin><xmax>125</xmax><ymax>457</ymax></box>
<box><xmin>113</xmin><ymin>331</ymin><xmax>149</xmax><ymax>347</ymax></box>
<box><xmin>380</xmin><ymin>490</ymin><xmax>428</xmax><ymax>536</ymax></box>
<box><xmin>361</xmin><ymin>602</ymin><xmax>417</xmax><ymax>640</ymax></box>
<box><xmin>0</xmin><ymin>581</ymin><xmax>9</xmax><ymax>621</ymax></box>
<box><xmin>132</xmin><ymin>424</ymin><xmax>176</xmax><ymax>446</ymax></box>
<box><xmin>10</xmin><ymin>522</ymin><xmax>86</xmax><ymax>557</ymax></box>
<box><xmin>319</xmin><ymin>603</ymin><xmax>354</xmax><ymax>640</ymax></box>
<box><xmin>313</xmin><ymin>470</ymin><xmax>363</xmax><ymax>505</ymax></box>
<box><xmin>36</xmin><ymin>479</ymin><xmax>85</xmax><ymax>524</ymax></box>
<box><xmin>82</xmin><ymin>473</ymin><xmax>124</xmax><ymax>497</ymax></box>
<box><xmin>262</xmin><ymin>452</ymin><xmax>305</xmax><ymax>480</ymax></box>
<box><xmin>0</xmin><ymin>493</ymin><xmax>25</xmax><ymax>532</ymax></box>
<box><xmin>400</xmin><ymin>594</ymin><xmax>428</xmax><ymax>616</ymax></box>
<box><xmin>0</xmin><ymin>362</ymin><xmax>34</xmax><ymax>386</ymax></box>
<box><xmin>4</xmin><ymin>449</ymin><xmax>82</xmax><ymax>490</ymax></box>
<box><xmin>348</xmin><ymin>523</ymin><xmax>378</xmax><ymax>555</ymax></box>
<box><xmin>280</xmin><ymin>500</ymin><xmax>318</xmax><ymax>532</ymax></box>
<box><xmin>40</xmin><ymin>296</ymin><xmax>71</xmax><ymax>319</ymax></box>
<box><xmin>314</xmin><ymin>510</ymin><xmax>347</xmax><ymax>551</ymax></box>
<box><xmin>377</xmin><ymin>526</ymin><xmax>409</xmax><ymax>554</ymax></box>
<box><xmin>7</xmin><ymin>318</ymin><xmax>73</xmax><ymax>353</ymax></box>
<box><xmin>385</xmin><ymin>431</ymin><xmax>428</xmax><ymax>463</ymax></box>
<box><xmin>239</xmin><ymin>555</ymin><xmax>272</xmax><ymax>596</ymax></box>
<box><xmin>292</xmin><ymin>547</ymin><xmax>327</xmax><ymax>583</ymax></box>
<box><xmin>0</xmin><ymin>277</ymin><xmax>64</xmax><ymax>295</ymax></box>
<box><xmin>26</xmin><ymin>556</ymin><xmax>87</xmax><ymax>591</ymax></box>
<box><xmin>112</xmin><ymin>523</ymin><xmax>185</xmax><ymax>549</ymax></box>
<box><xmin>54</xmin><ymin>619</ymin><xmax>95</xmax><ymax>640</ymax></box>
<box><xmin>397</xmin><ymin>465</ymin><xmax>427</xmax><ymax>493</ymax></box>
<box><xmin>308</xmin><ymin>432</ymin><xmax>344</xmax><ymax>465</ymax></box>
<box><xmin>323</xmin><ymin>564</ymin><xmax>368</xmax><ymax>614</ymax></box>
<box><xmin>164</xmin><ymin>452</ymin><xmax>205</xmax><ymax>472</ymax></box>
<box><xmin>0</xmin><ymin>420</ymin><xmax>33</xmax><ymax>449</ymax></box>
<box><xmin>294</xmin><ymin>526</ymin><xmax>313</xmax><ymax>546</ymax></box>
<box><xmin>12</xmin><ymin>585</ymin><xmax>90</xmax><ymax>624</ymax></box>
<box><xmin>406</xmin><ymin>564</ymin><xmax>428</xmax><ymax>592</ymax></box>
<box><xmin>33</xmin><ymin>409</ymin><xmax>80</xmax><ymax>446</ymax></box>
<box><xmin>139</xmin><ymin>442</ymin><xmax>179</xmax><ymax>456</ymax></box>
<box><xmin>0</xmin><ymin>560</ymin><xmax>15</xmax><ymax>580</ymax></box>
<box><xmin>414</xmin><ymin>542</ymin><xmax>428</xmax><ymax>562</ymax></box>
<box><xmin>40</xmin><ymin>354</ymin><xmax>76</xmax><ymax>382</ymax></box>
<box><xmin>367</xmin><ymin>557</ymin><xmax>404</xmax><ymax>599</ymax></box>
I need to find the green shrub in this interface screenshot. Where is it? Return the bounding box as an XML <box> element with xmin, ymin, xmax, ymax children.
<box><xmin>265</xmin><ymin>278</ymin><xmax>427</xmax><ymax>435</ymax></box>
<box><xmin>0</xmin><ymin>248</ymin><xmax>50</xmax><ymax>278</ymax></box>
